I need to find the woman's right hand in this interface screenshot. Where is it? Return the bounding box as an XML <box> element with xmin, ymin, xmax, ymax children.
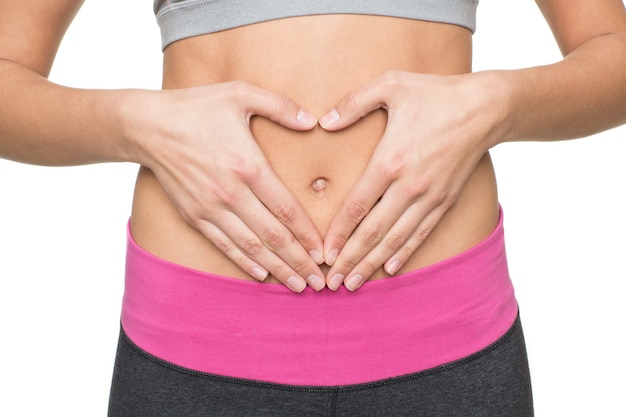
<box><xmin>122</xmin><ymin>81</ymin><xmax>325</xmax><ymax>292</ymax></box>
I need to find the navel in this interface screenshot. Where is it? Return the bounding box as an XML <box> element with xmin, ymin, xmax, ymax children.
<box><xmin>311</xmin><ymin>177</ymin><xmax>328</xmax><ymax>198</ymax></box>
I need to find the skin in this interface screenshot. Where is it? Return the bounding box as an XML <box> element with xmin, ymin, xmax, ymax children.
<box><xmin>1</xmin><ymin>1</ymin><xmax>626</xmax><ymax>295</ymax></box>
<box><xmin>130</xmin><ymin>14</ymin><xmax>499</xmax><ymax>293</ymax></box>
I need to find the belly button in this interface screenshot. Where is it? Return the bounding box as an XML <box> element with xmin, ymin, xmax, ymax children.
<box><xmin>311</xmin><ymin>177</ymin><xmax>328</xmax><ymax>197</ymax></box>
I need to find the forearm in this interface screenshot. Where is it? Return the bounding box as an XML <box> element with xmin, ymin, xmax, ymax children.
<box><xmin>489</xmin><ymin>33</ymin><xmax>626</xmax><ymax>145</ymax></box>
<box><xmin>0</xmin><ymin>59</ymin><xmax>138</xmax><ymax>166</ymax></box>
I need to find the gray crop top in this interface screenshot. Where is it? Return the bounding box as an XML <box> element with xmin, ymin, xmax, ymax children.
<box><xmin>154</xmin><ymin>0</ymin><xmax>479</xmax><ymax>50</ymax></box>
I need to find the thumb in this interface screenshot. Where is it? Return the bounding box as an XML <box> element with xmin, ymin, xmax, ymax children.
<box><xmin>319</xmin><ymin>75</ymin><xmax>391</xmax><ymax>131</ymax></box>
<box><xmin>240</xmin><ymin>82</ymin><xmax>317</xmax><ymax>130</ymax></box>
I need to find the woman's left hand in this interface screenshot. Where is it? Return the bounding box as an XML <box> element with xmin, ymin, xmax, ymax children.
<box><xmin>319</xmin><ymin>70</ymin><xmax>504</xmax><ymax>291</ymax></box>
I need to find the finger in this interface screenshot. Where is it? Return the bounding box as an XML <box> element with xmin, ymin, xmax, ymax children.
<box><xmin>248</xmin><ymin>165</ymin><xmax>325</xmax><ymax>266</ymax></box>
<box><xmin>235</xmin><ymin>81</ymin><xmax>318</xmax><ymax>130</ymax></box>
<box><xmin>323</xmin><ymin>157</ymin><xmax>399</xmax><ymax>267</ymax></box>
<box><xmin>324</xmin><ymin>136</ymin><xmax>412</xmax><ymax>266</ymax></box>
<box><xmin>232</xmin><ymin>188</ymin><xmax>326</xmax><ymax>291</ymax></box>
<box><xmin>319</xmin><ymin>72</ymin><xmax>397</xmax><ymax>131</ymax></box>
<box><xmin>343</xmin><ymin>205</ymin><xmax>449</xmax><ymax>292</ymax></box>
<box><xmin>325</xmin><ymin>181</ymin><xmax>418</xmax><ymax>290</ymax></box>
<box><xmin>194</xmin><ymin>221</ymin><xmax>270</xmax><ymax>282</ymax></box>
<box><xmin>384</xmin><ymin>207</ymin><xmax>449</xmax><ymax>275</ymax></box>
<box><xmin>200</xmin><ymin>210</ymin><xmax>316</xmax><ymax>293</ymax></box>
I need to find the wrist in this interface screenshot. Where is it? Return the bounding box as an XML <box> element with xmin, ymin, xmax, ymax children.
<box><xmin>462</xmin><ymin>70</ymin><xmax>516</xmax><ymax>150</ymax></box>
<box><xmin>116</xmin><ymin>88</ymin><xmax>163</xmax><ymax>166</ymax></box>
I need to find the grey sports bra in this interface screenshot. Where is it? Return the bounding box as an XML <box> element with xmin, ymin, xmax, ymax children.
<box><xmin>154</xmin><ymin>0</ymin><xmax>479</xmax><ymax>50</ymax></box>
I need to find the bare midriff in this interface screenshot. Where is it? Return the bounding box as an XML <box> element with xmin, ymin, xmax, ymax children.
<box><xmin>130</xmin><ymin>14</ymin><xmax>499</xmax><ymax>283</ymax></box>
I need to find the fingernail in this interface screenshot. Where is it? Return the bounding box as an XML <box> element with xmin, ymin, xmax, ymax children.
<box><xmin>286</xmin><ymin>276</ymin><xmax>306</xmax><ymax>293</ymax></box>
<box><xmin>319</xmin><ymin>109</ymin><xmax>340</xmax><ymax>128</ymax></box>
<box><xmin>307</xmin><ymin>274</ymin><xmax>325</xmax><ymax>291</ymax></box>
<box><xmin>296</xmin><ymin>109</ymin><xmax>317</xmax><ymax>126</ymax></box>
<box><xmin>386</xmin><ymin>259</ymin><xmax>401</xmax><ymax>275</ymax></box>
<box><xmin>345</xmin><ymin>274</ymin><xmax>364</xmax><ymax>291</ymax></box>
<box><xmin>328</xmin><ymin>273</ymin><xmax>344</xmax><ymax>291</ymax></box>
<box><xmin>326</xmin><ymin>248</ymin><xmax>339</xmax><ymax>266</ymax></box>
<box><xmin>309</xmin><ymin>250</ymin><xmax>324</xmax><ymax>265</ymax></box>
<box><xmin>251</xmin><ymin>266</ymin><xmax>268</xmax><ymax>281</ymax></box>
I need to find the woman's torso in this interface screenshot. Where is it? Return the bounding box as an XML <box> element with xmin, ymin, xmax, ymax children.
<box><xmin>130</xmin><ymin>14</ymin><xmax>500</xmax><ymax>283</ymax></box>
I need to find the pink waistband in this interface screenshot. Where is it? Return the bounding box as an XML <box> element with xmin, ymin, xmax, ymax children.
<box><xmin>121</xmin><ymin>210</ymin><xmax>517</xmax><ymax>386</ymax></box>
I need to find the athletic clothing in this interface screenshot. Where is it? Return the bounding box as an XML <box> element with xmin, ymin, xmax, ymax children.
<box><xmin>153</xmin><ymin>0</ymin><xmax>480</xmax><ymax>49</ymax></box>
<box><xmin>121</xmin><ymin>208</ymin><xmax>517</xmax><ymax>386</ymax></box>
<box><xmin>109</xmin><ymin>315</ymin><xmax>533</xmax><ymax>416</ymax></box>
<box><xmin>111</xmin><ymin>4</ymin><xmax>532</xmax><ymax>412</ymax></box>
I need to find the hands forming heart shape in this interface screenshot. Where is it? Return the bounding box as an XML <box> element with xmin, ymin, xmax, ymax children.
<box><xmin>133</xmin><ymin>70</ymin><xmax>496</xmax><ymax>293</ymax></box>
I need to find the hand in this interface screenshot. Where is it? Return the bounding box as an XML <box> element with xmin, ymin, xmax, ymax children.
<box><xmin>319</xmin><ymin>70</ymin><xmax>498</xmax><ymax>291</ymax></box>
<box><xmin>127</xmin><ymin>81</ymin><xmax>326</xmax><ymax>292</ymax></box>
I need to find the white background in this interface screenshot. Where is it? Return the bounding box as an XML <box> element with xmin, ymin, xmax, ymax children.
<box><xmin>0</xmin><ymin>1</ymin><xmax>624</xmax><ymax>415</ymax></box>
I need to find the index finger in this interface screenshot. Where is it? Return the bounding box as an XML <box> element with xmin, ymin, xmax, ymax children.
<box><xmin>323</xmin><ymin>165</ymin><xmax>390</xmax><ymax>266</ymax></box>
<box><xmin>248</xmin><ymin>163</ymin><xmax>325</xmax><ymax>266</ymax></box>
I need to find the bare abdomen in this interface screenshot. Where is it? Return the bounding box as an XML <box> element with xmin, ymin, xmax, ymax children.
<box><xmin>130</xmin><ymin>14</ymin><xmax>499</xmax><ymax>282</ymax></box>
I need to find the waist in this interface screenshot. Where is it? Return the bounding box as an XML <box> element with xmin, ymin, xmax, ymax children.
<box><xmin>131</xmin><ymin>153</ymin><xmax>498</xmax><ymax>281</ymax></box>
<box><xmin>130</xmin><ymin>15</ymin><xmax>497</xmax><ymax>280</ymax></box>
<box><xmin>121</xmin><ymin>207</ymin><xmax>517</xmax><ymax>386</ymax></box>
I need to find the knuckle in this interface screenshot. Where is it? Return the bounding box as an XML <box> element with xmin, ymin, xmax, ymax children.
<box><xmin>273</xmin><ymin>94</ymin><xmax>292</xmax><ymax>119</ymax></box>
<box><xmin>425</xmin><ymin>187</ymin><xmax>452</xmax><ymax>208</ymax></box>
<box><xmin>214</xmin><ymin>238</ymin><xmax>235</xmax><ymax>254</ymax></box>
<box><xmin>296</xmin><ymin>230</ymin><xmax>316</xmax><ymax>247</ymax></box>
<box><xmin>240</xmin><ymin>238</ymin><xmax>264</xmax><ymax>256</ymax></box>
<box><xmin>232</xmin><ymin>161</ymin><xmax>262</xmax><ymax>184</ymax></box>
<box><xmin>212</xmin><ymin>185</ymin><xmax>239</xmax><ymax>207</ymax></box>
<box><xmin>380</xmin><ymin>70</ymin><xmax>403</xmax><ymax>88</ymax></box>
<box><xmin>345</xmin><ymin>201</ymin><xmax>368</xmax><ymax>224</ymax></box>
<box><xmin>444</xmin><ymin>189</ymin><xmax>460</xmax><ymax>207</ymax></box>
<box><xmin>385</xmin><ymin>233</ymin><xmax>407</xmax><ymax>252</ymax></box>
<box><xmin>381</xmin><ymin>159</ymin><xmax>404</xmax><ymax>181</ymax></box>
<box><xmin>342</xmin><ymin>90</ymin><xmax>360</xmax><ymax>112</ymax></box>
<box><xmin>263</xmin><ymin>228</ymin><xmax>287</xmax><ymax>250</ymax></box>
<box><xmin>416</xmin><ymin>226</ymin><xmax>434</xmax><ymax>243</ymax></box>
<box><xmin>328</xmin><ymin>232</ymin><xmax>350</xmax><ymax>250</ymax></box>
<box><xmin>407</xmin><ymin>175</ymin><xmax>433</xmax><ymax>197</ymax></box>
<box><xmin>270</xmin><ymin>263</ymin><xmax>290</xmax><ymax>280</ymax></box>
<box><xmin>368</xmin><ymin>154</ymin><xmax>406</xmax><ymax>181</ymax></box>
<box><xmin>230</xmin><ymin>80</ymin><xmax>250</xmax><ymax>96</ymax></box>
<box><xmin>361</xmin><ymin>226</ymin><xmax>384</xmax><ymax>247</ymax></box>
<box><xmin>180</xmin><ymin>206</ymin><xmax>210</xmax><ymax>230</ymax></box>
<box><xmin>176</xmin><ymin>206</ymin><xmax>195</xmax><ymax>225</ymax></box>
<box><xmin>339</xmin><ymin>257</ymin><xmax>359</xmax><ymax>271</ymax></box>
<box><xmin>431</xmin><ymin>191</ymin><xmax>449</xmax><ymax>207</ymax></box>
<box><xmin>402</xmin><ymin>244</ymin><xmax>416</xmax><ymax>257</ymax></box>
<box><xmin>289</xmin><ymin>255</ymin><xmax>311</xmax><ymax>275</ymax></box>
<box><xmin>276</xmin><ymin>203</ymin><xmax>298</xmax><ymax>224</ymax></box>
<box><xmin>359</xmin><ymin>259</ymin><xmax>379</xmax><ymax>275</ymax></box>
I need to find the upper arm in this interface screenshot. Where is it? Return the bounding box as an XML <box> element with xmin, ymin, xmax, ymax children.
<box><xmin>535</xmin><ymin>0</ymin><xmax>626</xmax><ymax>55</ymax></box>
<box><xmin>0</xmin><ymin>0</ymin><xmax>85</xmax><ymax>77</ymax></box>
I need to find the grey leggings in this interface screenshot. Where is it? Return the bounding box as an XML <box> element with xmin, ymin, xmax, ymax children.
<box><xmin>108</xmin><ymin>315</ymin><xmax>533</xmax><ymax>416</ymax></box>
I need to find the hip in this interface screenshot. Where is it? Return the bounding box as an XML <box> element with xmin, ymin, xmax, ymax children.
<box><xmin>121</xmin><ymin>204</ymin><xmax>516</xmax><ymax>386</ymax></box>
